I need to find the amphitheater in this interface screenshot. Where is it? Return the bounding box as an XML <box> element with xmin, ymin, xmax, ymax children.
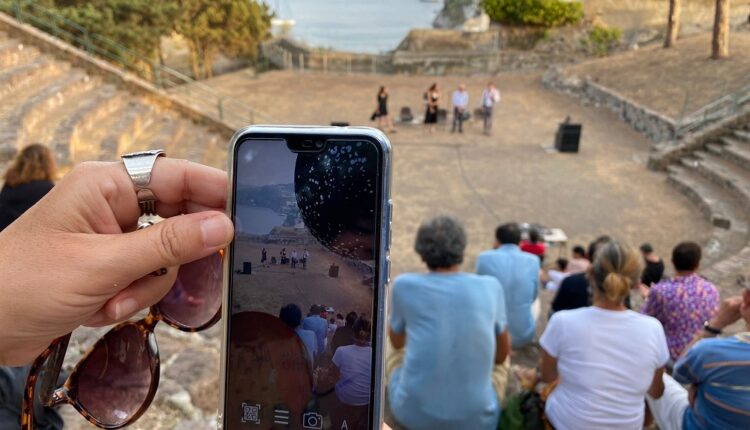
<box><xmin>1</xmin><ymin>9</ymin><xmax>749</xmax><ymax>430</ymax></box>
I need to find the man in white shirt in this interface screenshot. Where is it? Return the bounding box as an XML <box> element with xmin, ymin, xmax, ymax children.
<box><xmin>481</xmin><ymin>82</ymin><xmax>501</xmax><ymax>136</ymax></box>
<box><xmin>451</xmin><ymin>84</ymin><xmax>469</xmax><ymax>134</ymax></box>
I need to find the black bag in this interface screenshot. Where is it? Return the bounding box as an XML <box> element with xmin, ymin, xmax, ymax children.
<box><xmin>370</xmin><ymin>111</ymin><xmax>379</xmax><ymax>121</ymax></box>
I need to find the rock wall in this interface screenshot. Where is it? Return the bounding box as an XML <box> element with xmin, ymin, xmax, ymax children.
<box><xmin>543</xmin><ymin>66</ymin><xmax>677</xmax><ymax>142</ymax></box>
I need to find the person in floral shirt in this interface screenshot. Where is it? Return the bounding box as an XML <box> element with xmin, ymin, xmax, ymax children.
<box><xmin>641</xmin><ymin>242</ymin><xmax>719</xmax><ymax>361</ymax></box>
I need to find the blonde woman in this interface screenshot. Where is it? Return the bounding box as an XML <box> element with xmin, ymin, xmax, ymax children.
<box><xmin>0</xmin><ymin>144</ymin><xmax>56</xmax><ymax>231</ymax></box>
<box><xmin>539</xmin><ymin>241</ymin><xmax>669</xmax><ymax>429</ymax></box>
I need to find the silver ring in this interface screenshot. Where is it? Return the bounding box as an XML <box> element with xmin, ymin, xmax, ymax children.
<box><xmin>121</xmin><ymin>149</ymin><xmax>166</xmax><ymax>217</ymax></box>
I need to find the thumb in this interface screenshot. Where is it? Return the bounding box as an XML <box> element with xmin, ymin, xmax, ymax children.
<box><xmin>107</xmin><ymin>211</ymin><xmax>233</xmax><ymax>280</ymax></box>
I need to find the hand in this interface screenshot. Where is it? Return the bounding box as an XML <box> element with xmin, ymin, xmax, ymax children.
<box><xmin>0</xmin><ymin>159</ymin><xmax>233</xmax><ymax>365</ymax></box>
<box><xmin>708</xmin><ymin>296</ymin><xmax>744</xmax><ymax>331</ymax></box>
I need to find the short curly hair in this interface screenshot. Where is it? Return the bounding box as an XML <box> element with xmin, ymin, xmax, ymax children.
<box><xmin>414</xmin><ymin>216</ymin><xmax>466</xmax><ymax>270</ymax></box>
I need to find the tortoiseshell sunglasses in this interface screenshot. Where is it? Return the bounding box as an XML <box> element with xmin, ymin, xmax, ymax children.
<box><xmin>21</xmin><ymin>249</ymin><xmax>224</xmax><ymax>429</ymax></box>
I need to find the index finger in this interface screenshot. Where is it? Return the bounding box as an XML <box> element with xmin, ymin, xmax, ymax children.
<box><xmin>105</xmin><ymin>157</ymin><xmax>228</xmax><ymax>228</ymax></box>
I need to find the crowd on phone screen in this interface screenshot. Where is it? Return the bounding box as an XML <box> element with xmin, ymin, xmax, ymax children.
<box><xmin>279</xmin><ymin>303</ymin><xmax>372</xmax><ymax>429</ymax></box>
<box><xmin>371</xmin><ymin>82</ymin><xmax>501</xmax><ymax>136</ymax></box>
<box><xmin>387</xmin><ymin>215</ymin><xmax>750</xmax><ymax>430</ymax></box>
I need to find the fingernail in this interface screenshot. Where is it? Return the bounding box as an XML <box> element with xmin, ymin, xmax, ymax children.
<box><xmin>115</xmin><ymin>298</ymin><xmax>139</xmax><ymax>320</ymax></box>
<box><xmin>201</xmin><ymin>214</ymin><xmax>230</xmax><ymax>248</ymax></box>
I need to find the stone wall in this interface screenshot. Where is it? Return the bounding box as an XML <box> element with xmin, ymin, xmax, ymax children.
<box><xmin>543</xmin><ymin>66</ymin><xmax>677</xmax><ymax>142</ymax></box>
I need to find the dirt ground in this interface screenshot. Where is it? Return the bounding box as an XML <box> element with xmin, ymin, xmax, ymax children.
<box><xmin>202</xmin><ymin>69</ymin><xmax>711</xmax><ymax>280</ymax></box>
<box><xmin>564</xmin><ymin>31</ymin><xmax>750</xmax><ymax>119</ymax></box>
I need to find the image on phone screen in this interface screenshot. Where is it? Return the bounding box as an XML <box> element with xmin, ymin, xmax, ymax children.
<box><xmin>225</xmin><ymin>137</ymin><xmax>384</xmax><ymax>430</ymax></box>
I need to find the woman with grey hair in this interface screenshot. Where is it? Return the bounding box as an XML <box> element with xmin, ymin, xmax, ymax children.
<box><xmin>387</xmin><ymin>216</ymin><xmax>510</xmax><ymax>430</ymax></box>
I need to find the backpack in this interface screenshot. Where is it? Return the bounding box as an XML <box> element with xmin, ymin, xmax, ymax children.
<box><xmin>499</xmin><ymin>390</ymin><xmax>546</xmax><ymax>430</ymax></box>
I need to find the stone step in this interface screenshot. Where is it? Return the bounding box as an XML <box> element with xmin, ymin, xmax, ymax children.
<box><xmin>734</xmin><ymin>129</ymin><xmax>750</xmax><ymax>143</ymax></box>
<box><xmin>0</xmin><ymin>71</ymin><xmax>97</xmax><ymax>150</ymax></box>
<box><xmin>689</xmin><ymin>151</ymin><xmax>750</xmax><ymax>211</ymax></box>
<box><xmin>97</xmin><ymin>102</ymin><xmax>155</xmax><ymax>161</ymax></box>
<box><xmin>666</xmin><ymin>165</ymin><xmax>749</xmax><ymax>262</ymax></box>
<box><xmin>0</xmin><ymin>39</ymin><xmax>39</xmax><ymax>69</ymax></box>
<box><xmin>706</xmin><ymin>142</ymin><xmax>724</xmax><ymax>156</ymax></box>
<box><xmin>0</xmin><ymin>56</ymin><xmax>61</xmax><ymax>101</ymax></box>
<box><xmin>719</xmin><ymin>141</ymin><xmax>750</xmax><ymax>174</ymax></box>
<box><xmin>127</xmin><ymin>114</ymin><xmax>181</xmax><ymax>154</ymax></box>
<box><xmin>52</xmin><ymin>86</ymin><xmax>123</xmax><ymax>165</ymax></box>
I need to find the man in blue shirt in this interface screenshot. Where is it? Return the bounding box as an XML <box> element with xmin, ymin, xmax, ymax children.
<box><xmin>451</xmin><ymin>84</ymin><xmax>469</xmax><ymax>134</ymax></box>
<box><xmin>302</xmin><ymin>304</ymin><xmax>328</xmax><ymax>355</ymax></box>
<box><xmin>388</xmin><ymin>216</ymin><xmax>510</xmax><ymax>430</ymax></box>
<box><xmin>647</xmin><ymin>287</ymin><xmax>750</xmax><ymax>430</ymax></box>
<box><xmin>476</xmin><ymin>223</ymin><xmax>541</xmax><ymax>347</ymax></box>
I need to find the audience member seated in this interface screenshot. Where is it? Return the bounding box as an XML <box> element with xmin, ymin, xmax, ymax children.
<box><xmin>550</xmin><ymin>236</ymin><xmax>611</xmax><ymax>314</ymax></box>
<box><xmin>540</xmin><ymin>241</ymin><xmax>669</xmax><ymax>430</ymax></box>
<box><xmin>332</xmin><ymin>311</ymin><xmax>358</xmax><ymax>355</ymax></box>
<box><xmin>302</xmin><ymin>304</ymin><xmax>329</xmax><ymax>356</ymax></box>
<box><xmin>647</xmin><ymin>287</ymin><xmax>750</xmax><ymax>430</ymax></box>
<box><xmin>388</xmin><ymin>216</ymin><xmax>510</xmax><ymax>430</ymax></box>
<box><xmin>640</xmin><ymin>243</ymin><xmax>665</xmax><ymax>287</ymax></box>
<box><xmin>322</xmin><ymin>316</ymin><xmax>373</xmax><ymax>430</ymax></box>
<box><xmin>543</xmin><ymin>258</ymin><xmax>569</xmax><ymax>292</ymax></box>
<box><xmin>477</xmin><ymin>222</ymin><xmax>541</xmax><ymax>347</ymax></box>
<box><xmin>641</xmin><ymin>242</ymin><xmax>719</xmax><ymax>362</ymax></box>
<box><xmin>520</xmin><ymin>228</ymin><xmax>546</xmax><ymax>262</ymax></box>
<box><xmin>279</xmin><ymin>303</ymin><xmax>318</xmax><ymax>366</ymax></box>
<box><xmin>567</xmin><ymin>245</ymin><xmax>590</xmax><ymax>273</ymax></box>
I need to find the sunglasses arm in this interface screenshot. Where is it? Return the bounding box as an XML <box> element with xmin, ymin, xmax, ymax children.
<box><xmin>21</xmin><ymin>334</ymin><xmax>71</xmax><ymax>430</ymax></box>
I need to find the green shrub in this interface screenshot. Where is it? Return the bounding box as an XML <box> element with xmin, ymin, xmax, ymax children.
<box><xmin>584</xmin><ymin>25</ymin><xmax>622</xmax><ymax>56</ymax></box>
<box><xmin>481</xmin><ymin>0</ymin><xmax>584</xmax><ymax>28</ymax></box>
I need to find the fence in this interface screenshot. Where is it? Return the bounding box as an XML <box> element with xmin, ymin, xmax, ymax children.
<box><xmin>0</xmin><ymin>0</ymin><xmax>270</xmax><ymax>127</ymax></box>
<box><xmin>675</xmin><ymin>83</ymin><xmax>750</xmax><ymax>137</ymax></box>
<box><xmin>262</xmin><ymin>40</ymin><xmax>393</xmax><ymax>74</ymax></box>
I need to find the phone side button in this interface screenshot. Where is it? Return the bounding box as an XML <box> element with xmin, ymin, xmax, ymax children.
<box><xmin>386</xmin><ymin>200</ymin><xmax>393</xmax><ymax>251</ymax></box>
<box><xmin>385</xmin><ymin>256</ymin><xmax>391</xmax><ymax>284</ymax></box>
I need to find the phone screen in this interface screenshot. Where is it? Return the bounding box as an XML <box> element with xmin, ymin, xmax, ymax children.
<box><xmin>224</xmin><ymin>136</ymin><xmax>385</xmax><ymax>430</ymax></box>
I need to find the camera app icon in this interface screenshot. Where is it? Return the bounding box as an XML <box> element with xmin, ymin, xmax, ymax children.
<box><xmin>301</xmin><ymin>411</ymin><xmax>323</xmax><ymax>429</ymax></box>
<box><xmin>241</xmin><ymin>403</ymin><xmax>261</xmax><ymax>425</ymax></box>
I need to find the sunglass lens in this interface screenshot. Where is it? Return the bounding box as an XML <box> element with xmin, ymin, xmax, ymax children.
<box><xmin>157</xmin><ymin>250</ymin><xmax>223</xmax><ymax>329</ymax></box>
<box><xmin>76</xmin><ymin>324</ymin><xmax>154</xmax><ymax>426</ymax></box>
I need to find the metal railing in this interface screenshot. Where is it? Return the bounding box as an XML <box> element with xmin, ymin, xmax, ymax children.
<box><xmin>0</xmin><ymin>0</ymin><xmax>271</xmax><ymax>127</ymax></box>
<box><xmin>675</xmin><ymin>83</ymin><xmax>750</xmax><ymax>137</ymax></box>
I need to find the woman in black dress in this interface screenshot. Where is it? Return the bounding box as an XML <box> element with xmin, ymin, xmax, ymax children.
<box><xmin>375</xmin><ymin>86</ymin><xmax>395</xmax><ymax>133</ymax></box>
<box><xmin>424</xmin><ymin>83</ymin><xmax>440</xmax><ymax>134</ymax></box>
<box><xmin>0</xmin><ymin>144</ymin><xmax>56</xmax><ymax>231</ymax></box>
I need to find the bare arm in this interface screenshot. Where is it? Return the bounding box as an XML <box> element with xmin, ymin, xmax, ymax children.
<box><xmin>647</xmin><ymin>367</ymin><xmax>666</xmax><ymax>398</ymax></box>
<box><xmin>495</xmin><ymin>329</ymin><xmax>511</xmax><ymax>364</ymax></box>
<box><xmin>540</xmin><ymin>349</ymin><xmax>558</xmax><ymax>383</ymax></box>
<box><xmin>389</xmin><ymin>328</ymin><xmax>406</xmax><ymax>350</ymax></box>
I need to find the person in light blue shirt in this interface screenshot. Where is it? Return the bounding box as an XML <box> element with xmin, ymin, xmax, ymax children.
<box><xmin>302</xmin><ymin>304</ymin><xmax>328</xmax><ymax>355</ymax></box>
<box><xmin>476</xmin><ymin>222</ymin><xmax>541</xmax><ymax>347</ymax></box>
<box><xmin>647</xmin><ymin>287</ymin><xmax>750</xmax><ymax>430</ymax></box>
<box><xmin>279</xmin><ymin>303</ymin><xmax>318</xmax><ymax>366</ymax></box>
<box><xmin>387</xmin><ymin>216</ymin><xmax>510</xmax><ymax>430</ymax></box>
<box><xmin>451</xmin><ymin>84</ymin><xmax>469</xmax><ymax>134</ymax></box>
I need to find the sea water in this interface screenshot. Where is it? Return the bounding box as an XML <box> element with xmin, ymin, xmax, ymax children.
<box><xmin>273</xmin><ymin>0</ymin><xmax>442</xmax><ymax>53</ymax></box>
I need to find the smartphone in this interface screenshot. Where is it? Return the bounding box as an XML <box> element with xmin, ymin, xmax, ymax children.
<box><xmin>219</xmin><ymin>126</ymin><xmax>392</xmax><ymax>430</ymax></box>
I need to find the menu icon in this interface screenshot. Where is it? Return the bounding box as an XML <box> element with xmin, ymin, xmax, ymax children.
<box><xmin>273</xmin><ymin>407</ymin><xmax>290</xmax><ymax>426</ymax></box>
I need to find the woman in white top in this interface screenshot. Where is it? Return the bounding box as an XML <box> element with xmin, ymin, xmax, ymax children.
<box><xmin>539</xmin><ymin>241</ymin><xmax>669</xmax><ymax>430</ymax></box>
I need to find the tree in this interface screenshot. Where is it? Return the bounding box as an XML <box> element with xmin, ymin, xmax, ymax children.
<box><xmin>41</xmin><ymin>0</ymin><xmax>178</xmax><ymax>63</ymax></box>
<box><xmin>664</xmin><ymin>0</ymin><xmax>681</xmax><ymax>48</ymax></box>
<box><xmin>175</xmin><ymin>0</ymin><xmax>272</xmax><ymax>79</ymax></box>
<box><xmin>711</xmin><ymin>0</ymin><xmax>731</xmax><ymax>59</ymax></box>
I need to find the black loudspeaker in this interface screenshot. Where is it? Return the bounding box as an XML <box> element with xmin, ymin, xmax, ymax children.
<box><xmin>555</xmin><ymin>123</ymin><xmax>582</xmax><ymax>153</ymax></box>
<box><xmin>242</xmin><ymin>262</ymin><xmax>252</xmax><ymax>275</ymax></box>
